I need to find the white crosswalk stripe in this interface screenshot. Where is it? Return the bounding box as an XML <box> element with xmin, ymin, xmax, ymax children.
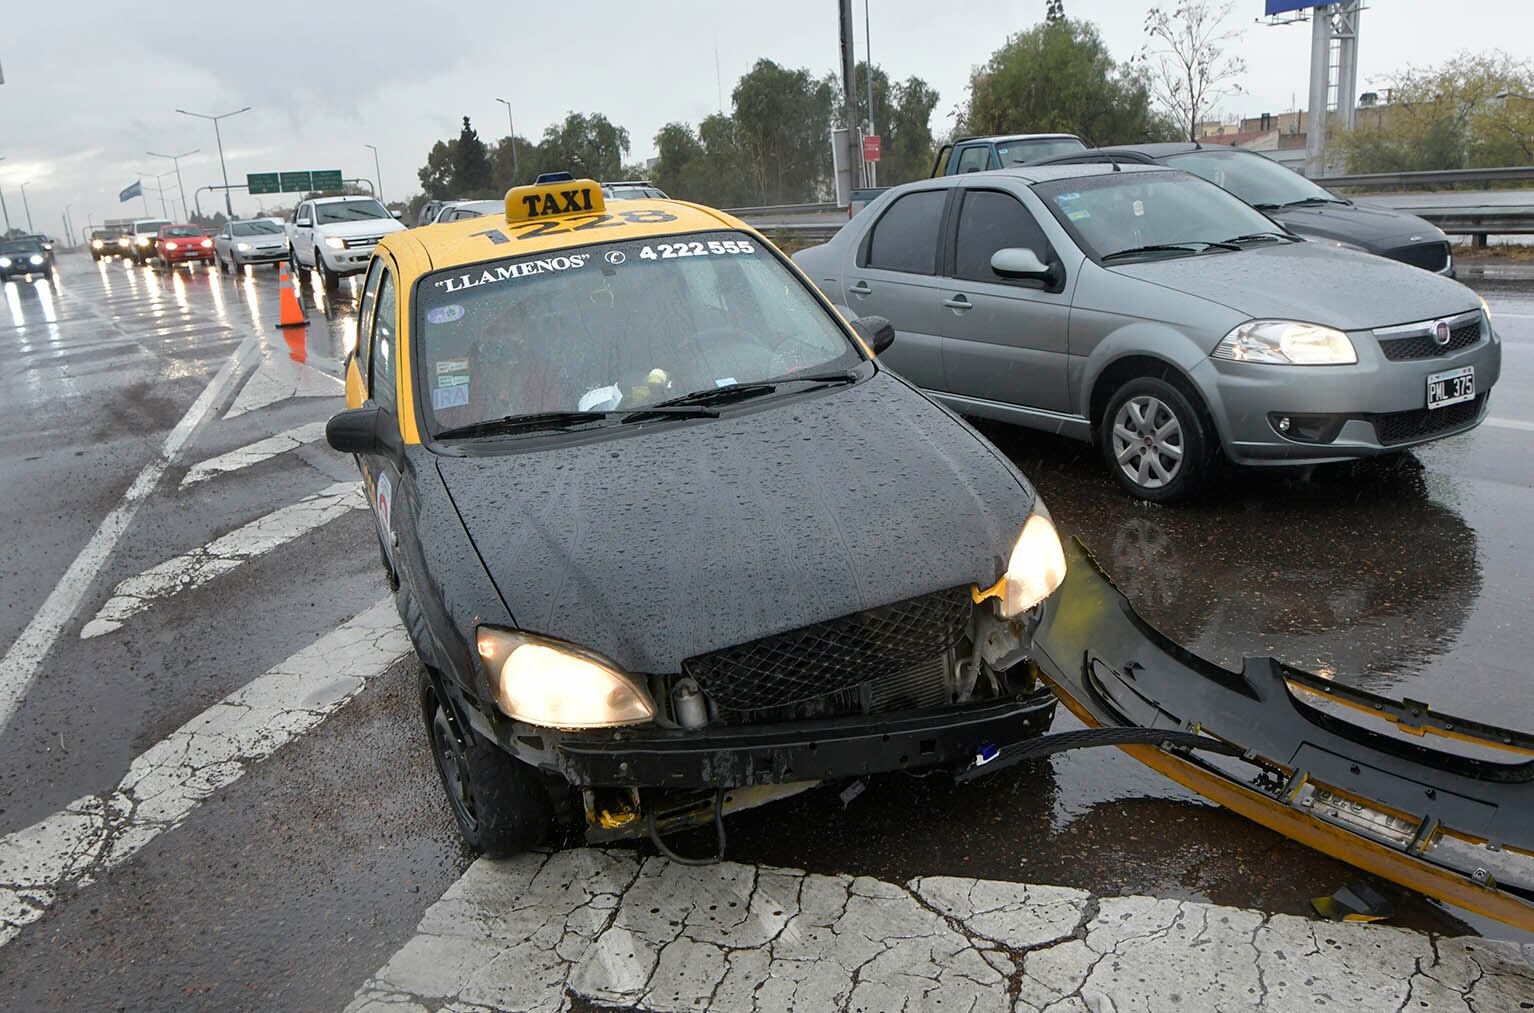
<box><xmin>0</xmin><ymin>601</ymin><xmax>407</xmax><ymax>950</ymax></box>
<box><xmin>80</xmin><ymin>481</ymin><xmax>365</xmax><ymax>639</ymax></box>
<box><xmin>180</xmin><ymin>421</ymin><xmax>329</xmax><ymax>487</ymax></box>
<box><xmin>346</xmin><ymin>849</ymin><xmax>1534</xmax><ymax>1013</ymax></box>
<box><xmin>223</xmin><ymin>350</ymin><xmax>343</xmax><ymax>419</ymax></box>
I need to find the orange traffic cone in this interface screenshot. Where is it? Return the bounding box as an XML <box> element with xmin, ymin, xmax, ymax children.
<box><xmin>276</xmin><ymin>266</ymin><xmax>307</xmax><ymax>329</ymax></box>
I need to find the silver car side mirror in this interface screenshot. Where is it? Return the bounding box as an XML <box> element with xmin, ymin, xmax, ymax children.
<box><xmin>991</xmin><ymin>247</ymin><xmax>1050</xmax><ymax>278</ymax></box>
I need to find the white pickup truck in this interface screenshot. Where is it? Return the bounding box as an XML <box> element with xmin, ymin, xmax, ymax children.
<box><xmin>287</xmin><ymin>196</ymin><xmax>404</xmax><ymax>288</ymax></box>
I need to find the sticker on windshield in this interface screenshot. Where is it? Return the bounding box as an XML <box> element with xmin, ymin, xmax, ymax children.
<box><xmin>427</xmin><ymin>304</ymin><xmax>465</xmax><ymax>324</ymax></box>
<box><xmin>433</xmin><ymin>384</ymin><xmax>470</xmax><ymax>410</ymax></box>
<box><xmin>1132</xmin><ymin>200</ymin><xmax>1145</xmax><ymax>217</ymax></box>
<box><xmin>1057</xmin><ymin>192</ymin><xmax>1081</xmax><ymax>201</ymax></box>
<box><xmin>436</xmin><ymin>358</ymin><xmax>468</xmax><ymax>376</ymax></box>
<box><xmin>1067</xmin><ymin>209</ymin><xmax>1091</xmax><ymax>221</ymax></box>
<box><xmin>638</xmin><ymin>239</ymin><xmax>756</xmax><ymax>261</ymax></box>
<box><xmin>434</xmin><ymin>253</ymin><xmax>591</xmax><ymax>295</ymax></box>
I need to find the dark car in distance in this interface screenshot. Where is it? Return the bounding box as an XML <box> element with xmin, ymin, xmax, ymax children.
<box><xmin>0</xmin><ymin>236</ymin><xmax>56</xmax><ymax>280</ymax></box>
<box><xmin>1039</xmin><ymin>143</ymin><xmax>1455</xmax><ymax>275</ymax></box>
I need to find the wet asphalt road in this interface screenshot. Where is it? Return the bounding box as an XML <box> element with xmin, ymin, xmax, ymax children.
<box><xmin>0</xmin><ymin>252</ymin><xmax>1530</xmax><ymax>1008</ymax></box>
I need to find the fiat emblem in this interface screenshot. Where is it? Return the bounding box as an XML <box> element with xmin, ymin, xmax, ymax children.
<box><xmin>1432</xmin><ymin>320</ymin><xmax>1451</xmax><ymax>346</ymax></box>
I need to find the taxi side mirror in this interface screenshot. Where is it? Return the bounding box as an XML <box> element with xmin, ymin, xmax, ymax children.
<box><xmin>327</xmin><ymin>406</ymin><xmax>393</xmax><ymax>456</ymax></box>
<box><xmin>852</xmin><ymin>315</ymin><xmax>896</xmax><ymax>355</ymax></box>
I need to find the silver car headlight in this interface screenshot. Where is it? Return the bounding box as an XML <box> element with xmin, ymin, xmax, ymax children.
<box><xmin>975</xmin><ymin>501</ymin><xmax>1067</xmax><ymax>618</ymax></box>
<box><xmin>1213</xmin><ymin>320</ymin><xmax>1357</xmax><ymax>365</ymax></box>
<box><xmin>476</xmin><ymin>627</ymin><xmax>655</xmax><ymax>728</ymax></box>
<box><xmin>235</xmin><ymin>242</ymin><xmax>253</xmax><ymax>252</ymax></box>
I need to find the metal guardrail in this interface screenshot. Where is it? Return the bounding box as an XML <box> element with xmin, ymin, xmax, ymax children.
<box><xmin>1313</xmin><ymin>166</ymin><xmax>1534</xmax><ymax>189</ymax></box>
<box><xmin>723</xmin><ymin>200</ymin><xmax>840</xmax><ymax>216</ymax></box>
<box><xmin>1414</xmin><ymin>208</ymin><xmax>1534</xmax><ymax>245</ymax></box>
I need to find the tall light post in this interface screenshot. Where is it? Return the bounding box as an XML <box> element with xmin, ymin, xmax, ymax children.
<box><xmin>64</xmin><ymin>203</ymin><xmax>74</xmax><ymax>249</ymax></box>
<box><xmin>0</xmin><ymin>156</ymin><xmax>10</xmax><ymax>235</ymax></box>
<box><xmin>176</xmin><ymin>106</ymin><xmax>250</xmax><ymax>219</ymax></box>
<box><xmin>364</xmin><ymin>143</ymin><xmax>384</xmax><ymax>203</ymax></box>
<box><xmin>147</xmin><ymin>148</ymin><xmax>198</xmax><ymax>222</ymax></box>
<box><xmin>495</xmin><ymin>98</ymin><xmax>519</xmax><ymax>182</ymax></box>
<box><xmin>19</xmin><ymin>182</ymin><xmax>34</xmax><ymax>233</ymax></box>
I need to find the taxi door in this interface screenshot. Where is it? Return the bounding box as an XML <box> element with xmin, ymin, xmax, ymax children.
<box><xmin>350</xmin><ymin>256</ymin><xmax>403</xmax><ymax>571</ymax></box>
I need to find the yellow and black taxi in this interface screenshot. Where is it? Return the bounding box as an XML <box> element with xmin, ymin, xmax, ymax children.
<box><xmin>325</xmin><ymin>173</ymin><xmax>1070</xmax><ymax>856</ymax></box>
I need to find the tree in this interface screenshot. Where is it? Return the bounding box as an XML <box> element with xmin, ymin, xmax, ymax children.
<box><xmin>490</xmin><ymin>133</ymin><xmax>542</xmax><ymax>188</ymax></box>
<box><xmin>536</xmin><ymin>112</ymin><xmax>630</xmax><ymax>182</ymax></box>
<box><xmin>853</xmin><ymin>62</ymin><xmax>941</xmax><ymax>185</ymax></box>
<box><xmin>1335</xmin><ymin>51</ymin><xmax>1534</xmax><ymax>172</ymax></box>
<box><xmin>731</xmin><ymin>59</ymin><xmax>836</xmax><ymax>204</ymax></box>
<box><xmin>417</xmin><ymin>138</ymin><xmax>457</xmax><ymax>199</ymax></box>
<box><xmin>1140</xmin><ymin>1</ymin><xmax>1246</xmax><ymax>142</ymax></box>
<box><xmin>452</xmin><ymin>117</ymin><xmax>495</xmax><ymax>197</ymax></box>
<box><xmin>961</xmin><ymin>19</ymin><xmax>1174</xmax><ymax>145</ymax></box>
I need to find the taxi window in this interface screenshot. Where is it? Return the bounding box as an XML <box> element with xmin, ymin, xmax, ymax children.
<box><xmin>369</xmin><ymin>269</ymin><xmax>398</xmax><ymax>411</ymax></box>
<box><xmin>414</xmin><ymin>230</ymin><xmax>864</xmax><ymax>436</ymax></box>
<box><xmin>355</xmin><ymin>258</ymin><xmax>383</xmax><ymax>381</ymax></box>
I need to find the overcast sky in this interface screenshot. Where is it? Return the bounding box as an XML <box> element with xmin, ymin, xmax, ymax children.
<box><xmin>3</xmin><ymin>1</ymin><xmax>1530</xmax><ymax>234</ymax></box>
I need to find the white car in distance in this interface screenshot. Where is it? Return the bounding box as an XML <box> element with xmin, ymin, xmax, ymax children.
<box><xmin>214</xmin><ymin>219</ymin><xmax>290</xmax><ymax>272</ymax></box>
<box><xmin>287</xmin><ymin>196</ymin><xmax>404</xmax><ymax>288</ymax></box>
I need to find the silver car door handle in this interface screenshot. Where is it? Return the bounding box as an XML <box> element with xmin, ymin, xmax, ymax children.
<box><xmin>848</xmin><ymin>280</ymin><xmax>872</xmax><ymax>296</ymax></box>
<box><xmin>943</xmin><ymin>294</ymin><xmax>972</xmax><ymax>311</ymax></box>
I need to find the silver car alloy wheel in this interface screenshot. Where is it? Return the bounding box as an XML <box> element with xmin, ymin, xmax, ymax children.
<box><xmin>1112</xmin><ymin>395</ymin><xmax>1184</xmax><ymax>490</ymax></box>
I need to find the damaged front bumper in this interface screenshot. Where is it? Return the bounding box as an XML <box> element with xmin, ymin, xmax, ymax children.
<box><xmin>1031</xmin><ymin>539</ymin><xmax>1534</xmax><ymax>931</ymax></box>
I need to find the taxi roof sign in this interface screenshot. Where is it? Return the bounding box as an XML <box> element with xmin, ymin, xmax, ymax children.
<box><xmin>505</xmin><ymin>177</ymin><xmax>605</xmax><ymax>223</ymax></box>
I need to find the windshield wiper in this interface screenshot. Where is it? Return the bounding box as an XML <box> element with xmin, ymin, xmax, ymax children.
<box><xmin>1279</xmin><ymin>196</ymin><xmax>1349</xmax><ymax>208</ymax></box>
<box><xmin>436</xmin><ymin>410</ymin><xmax>615</xmax><ymax>440</ymax></box>
<box><xmin>1223</xmin><ymin>232</ymin><xmax>1294</xmax><ymax>244</ymax></box>
<box><xmin>1101</xmin><ymin>241</ymin><xmax>1238</xmax><ymax>263</ymax></box>
<box><xmin>639</xmin><ymin>382</ymin><xmax>779</xmax><ymax>411</ymax></box>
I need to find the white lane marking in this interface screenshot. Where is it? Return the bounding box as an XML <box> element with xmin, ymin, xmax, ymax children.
<box><xmin>347</xmin><ymin>849</ymin><xmax>1534</xmax><ymax>1013</ymax></box>
<box><xmin>179</xmin><ymin>421</ymin><xmax>329</xmax><ymax>488</ymax></box>
<box><xmin>80</xmin><ymin>481</ymin><xmax>364</xmax><ymax>639</ymax></box>
<box><xmin>223</xmin><ymin>349</ymin><xmax>342</xmax><ymax>419</ymax></box>
<box><xmin>0</xmin><ymin>334</ymin><xmax>260</xmax><ymax>739</ymax></box>
<box><xmin>0</xmin><ymin>601</ymin><xmax>407</xmax><ymax>949</ymax></box>
<box><xmin>1487</xmin><ymin>416</ymin><xmax>1534</xmax><ymax>433</ymax></box>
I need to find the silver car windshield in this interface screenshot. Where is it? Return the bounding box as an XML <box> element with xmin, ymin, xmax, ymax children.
<box><xmin>414</xmin><ymin>230</ymin><xmax>862</xmax><ymax>435</ymax></box>
<box><xmin>232</xmin><ymin>221</ymin><xmax>284</xmax><ymax>236</ymax></box>
<box><xmin>1035</xmin><ymin>171</ymin><xmax>1285</xmax><ymax>262</ymax></box>
<box><xmin>1161</xmin><ymin>150</ymin><xmax>1337</xmax><ymax>209</ymax></box>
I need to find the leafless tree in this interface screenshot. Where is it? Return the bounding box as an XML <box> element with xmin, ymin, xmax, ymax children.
<box><xmin>1139</xmin><ymin>1</ymin><xmax>1247</xmax><ymax>141</ymax></box>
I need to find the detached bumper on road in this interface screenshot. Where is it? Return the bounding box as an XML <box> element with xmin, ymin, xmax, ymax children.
<box><xmin>542</xmin><ymin>689</ymin><xmax>1058</xmax><ymax>789</ymax></box>
<box><xmin>1032</xmin><ymin>538</ymin><xmax>1534</xmax><ymax>931</ymax></box>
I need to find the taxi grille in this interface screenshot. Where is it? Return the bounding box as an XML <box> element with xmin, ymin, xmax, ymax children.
<box><xmin>1383</xmin><ymin>241</ymin><xmax>1450</xmax><ymax>273</ymax></box>
<box><xmin>1370</xmin><ymin>393</ymin><xmax>1486</xmax><ymax>446</ymax></box>
<box><xmin>681</xmin><ymin>588</ymin><xmax>971</xmax><ymax>715</ymax></box>
<box><xmin>1379</xmin><ymin>320</ymin><xmax>1483</xmax><ymax>361</ymax></box>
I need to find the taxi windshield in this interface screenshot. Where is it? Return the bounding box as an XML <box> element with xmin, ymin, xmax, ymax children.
<box><xmin>316</xmin><ymin>200</ymin><xmax>389</xmax><ymax>223</ymax></box>
<box><xmin>415</xmin><ymin>230</ymin><xmax>863</xmax><ymax>436</ymax></box>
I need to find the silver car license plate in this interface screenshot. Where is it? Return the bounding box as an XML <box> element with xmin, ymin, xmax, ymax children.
<box><xmin>1427</xmin><ymin>365</ymin><xmax>1474</xmax><ymax>409</ymax></box>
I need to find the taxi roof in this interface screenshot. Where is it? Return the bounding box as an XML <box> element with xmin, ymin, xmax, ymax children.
<box><xmin>378</xmin><ymin>196</ymin><xmax>753</xmax><ymax>274</ymax></box>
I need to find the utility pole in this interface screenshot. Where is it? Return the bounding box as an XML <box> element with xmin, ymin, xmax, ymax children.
<box><xmin>1300</xmin><ymin>0</ymin><xmax>1363</xmax><ymax>177</ymax></box>
<box><xmin>495</xmin><ymin>99</ymin><xmax>520</xmax><ymax>182</ymax></box>
<box><xmin>147</xmin><ymin>149</ymin><xmax>198</xmax><ymax>223</ymax></box>
<box><xmin>176</xmin><ymin>107</ymin><xmax>251</xmax><ymax>219</ymax></box>
<box><xmin>838</xmin><ymin>0</ymin><xmax>861</xmax><ymax>199</ymax></box>
<box><xmin>0</xmin><ymin>156</ymin><xmax>11</xmax><ymax>235</ymax></box>
<box><xmin>19</xmin><ymin>182</ymin><xmax>33</xmax><ymax>232</ymax></box>
<box><xmin>365</xmin><ymin>143</ymin><xmax>384</xmax><ymax>203</ymax></box>
<box><xmin>864</xmin><ymin>0</ymin><xmax>876</xmax><ymax>188</ymax></box>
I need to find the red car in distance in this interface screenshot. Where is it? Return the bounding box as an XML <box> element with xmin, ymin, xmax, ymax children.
<box><xmin>154</xmin><ymin>224</ymin><xmax>215</xmax><ymax>269</ymax></box>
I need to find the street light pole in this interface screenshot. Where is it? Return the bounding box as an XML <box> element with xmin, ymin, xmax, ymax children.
<box><xmin>365</xmin><ymin>143</ymin><xmax>384</xmax><ymax>203</ymax></box>
<box><xmin>19</xmin><ymin>182</ymin><xmax>34</xmax><ymax>233</ymax></box>
<box><xmin>0</xmin><ymin>156</ymin><xmax>10</xmax><ymax>235</ymax></box>
<box><xmin>176</xmin><ymin>107</ymin><xmax>250</xmax><ymax>219</ymax></box>
<box><xmin>496</xmin><ymin>98</ymin><xmax>519</xmax><ymax>182</ymax></box>
<box><xmin>147</xmin><ymin>149</ymin><xmax>198</xmax><ymax>222</ymax></box>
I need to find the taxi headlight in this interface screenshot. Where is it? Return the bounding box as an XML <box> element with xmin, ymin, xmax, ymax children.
<box><xmin>323</xmin><ymin>236</ymin><xmax>346</xmax><ymax>250</ymax></box>
<box><xmin>0</xmin><ymin>257</ymin><xmax>11</xmax><ymax>268</ymax></box>
<box><xmin>476</xmin><ymin>627</ymin><xmax>655</xmax><ymax>728</ymax></box>
<box><xmin>1212</xmin><ymin>320</ymin><xmax>1357</xmax><ymax>365</ymax></box>
<box><xmin>235</xmin><ymin>242</ymin><xmax>252</xmax><ymax>252</ymax></box>
<box><xmin>992</xmin><ymin>503</ymin><xmax>1067</xmax><ymax>618</ymax></box>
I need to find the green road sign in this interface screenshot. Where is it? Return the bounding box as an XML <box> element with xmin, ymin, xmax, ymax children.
<box><xmin>247</xmin><ymin>172</ymin><xmax>281</xmax><ymax>195</ymax></box>
<box><xmin>279</xmin><ymin>170</ymin><xmax>313</xmax><ymax>192</ymax></box>
<box><xmin>310</xmin><ymin>170</ymin><xmax>344</xmax><ymax>191</ymax></box>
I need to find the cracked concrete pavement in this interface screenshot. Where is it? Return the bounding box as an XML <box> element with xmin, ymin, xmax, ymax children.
<box><xmin>347</xmin><ymin>850</ymin><xmax>1534</xmax><ymax>1012</ymax></box>
<box><xmin>0</xmin><ymin>600</ymin><xmax>407</xmax><ymax>949</ymax></box>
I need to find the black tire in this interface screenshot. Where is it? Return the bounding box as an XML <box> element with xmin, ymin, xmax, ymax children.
<box><xmin>421</xmin><ymin>672</ymin><xmax>552</xmax><ymax>857</ymax></box>
<box><xmin>1098</xmin><ymin>374</ymin><xmax>1213</xmax><ymax>503</ymax></box>
<box><xmin>316</xmin><ymin>251</ymin><xmax>339</xmax><ymax>292</ymax></box>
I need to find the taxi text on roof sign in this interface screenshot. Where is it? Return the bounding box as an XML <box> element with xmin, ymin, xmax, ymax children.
<box><xmin>505</xmin><ymin>178</ymin><xmax>606</xmax><ymax>223</ymax></box>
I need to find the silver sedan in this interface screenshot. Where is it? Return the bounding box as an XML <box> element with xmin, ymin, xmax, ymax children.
<box><xmin>793</xmin><ymin>164</ymin><xmax>1500</xmax><ymax>501</ymax></box>
<box><xmin>213</xmin><ymin>219</ymin><xmax>290</xmax><ymax>272</ymax></box>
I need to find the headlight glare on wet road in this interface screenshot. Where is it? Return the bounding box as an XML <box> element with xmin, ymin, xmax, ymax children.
<box><xmin>999</xmin><ymin>506</ymin><xmax>1067</xmax><ymax>617</ymax></box>
<box><xmin>1213</xmin><ymin>320</ymin><xmax>1357</xmax><ymax>365</ymax></box>
<box><xmin>477</xmin><ymin>627</ymin><xmax>655</xmax><ymax>728</ymax></box>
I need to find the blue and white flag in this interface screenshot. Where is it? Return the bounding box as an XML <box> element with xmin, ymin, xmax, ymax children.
<box><xmin>119</xmin><ymin>180</ymin><xmax>143</xmax><ymax>203</ymax></box>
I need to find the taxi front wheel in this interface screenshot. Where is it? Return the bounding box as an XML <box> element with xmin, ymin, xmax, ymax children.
<box><xmin>422</xmin><ymin>676</ymin><xmax>553</xmax><ymax>857</ymax></box>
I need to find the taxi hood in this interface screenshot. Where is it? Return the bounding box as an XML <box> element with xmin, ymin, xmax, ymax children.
<box><xmin>435</xmin><ymin>372</ymin><xmax>1034</xmax><ymax>673</ymax></box>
